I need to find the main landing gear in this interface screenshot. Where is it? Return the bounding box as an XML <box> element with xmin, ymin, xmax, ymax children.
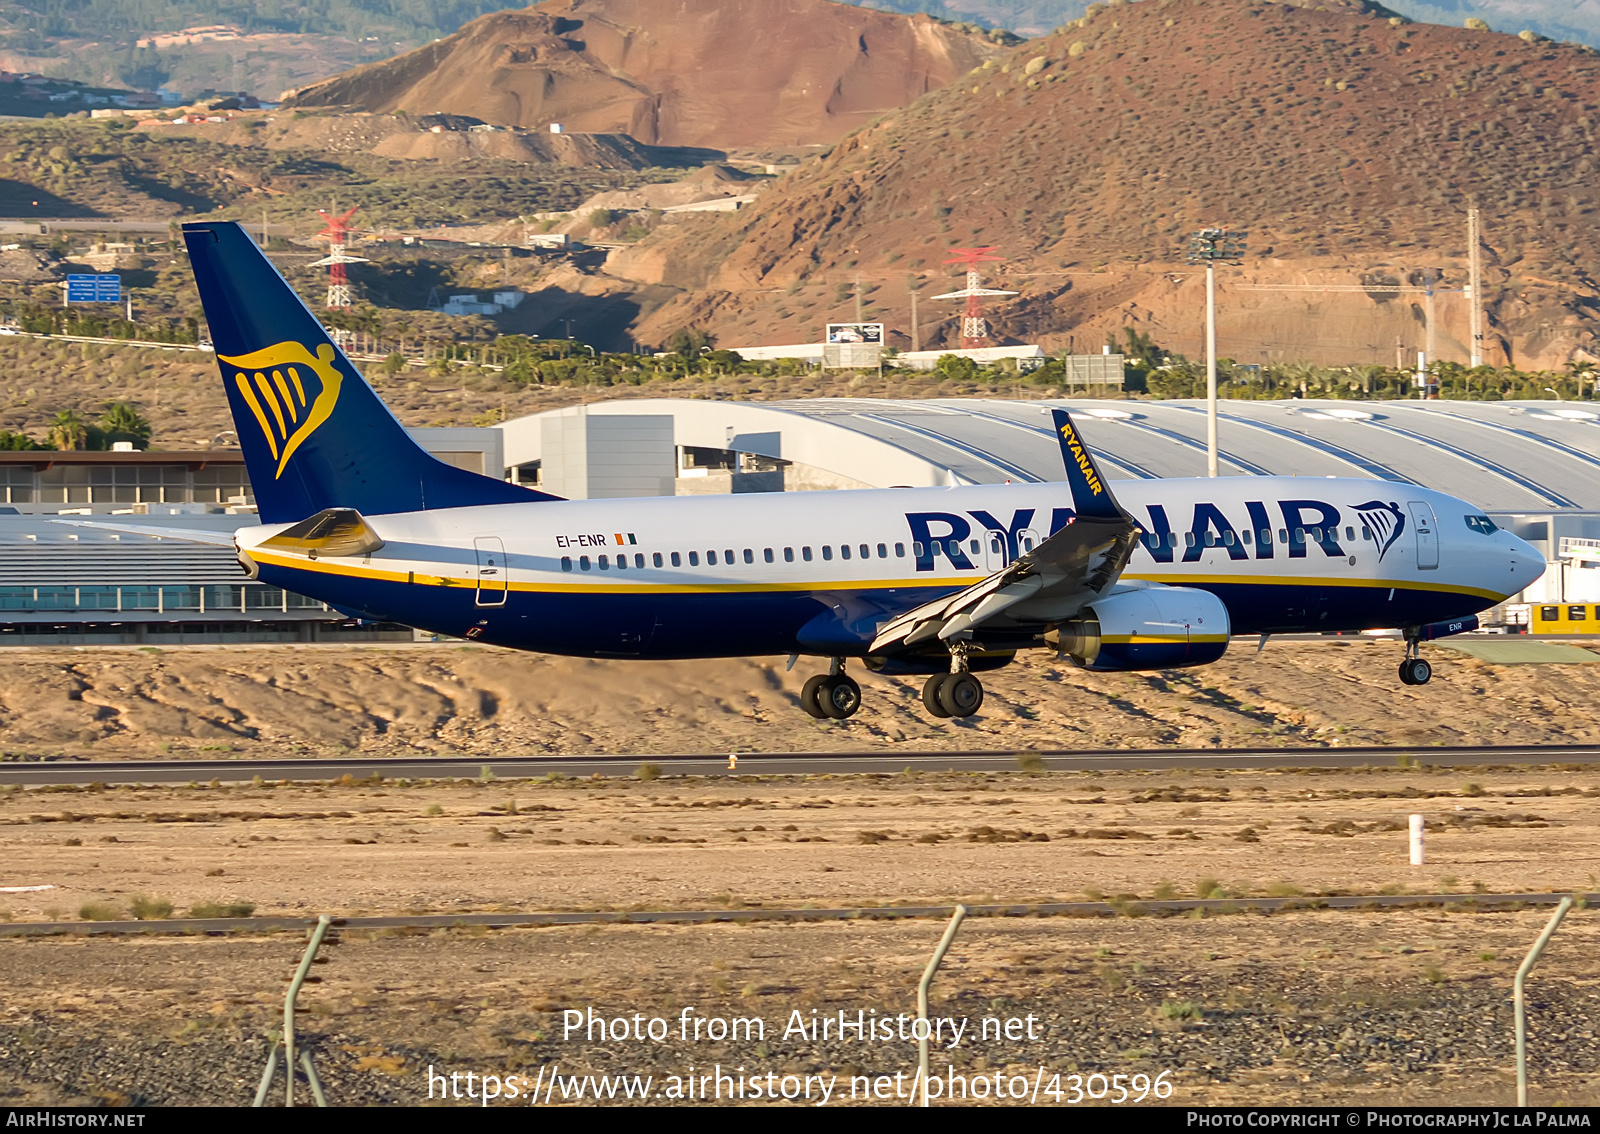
<box><xmin>922</xmin><ymin>643</ymin><xmax>984</xmax><ymax>719</ymax></box>
<box><xmin>801</xmin><ymin>658</ymin><xmax>862</xmax><ymax>720</ymax></box>
<box><xmin>1398</xmin><ymin>629</ymin><xmax>1433</xmax><ymax>686</ymax></box>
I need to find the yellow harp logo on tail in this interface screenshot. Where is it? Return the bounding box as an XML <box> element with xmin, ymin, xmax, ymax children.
<box><xmin>219</xmin><ymin>342</ymin><xmax>343</xmax><ymax>479</ymax></box>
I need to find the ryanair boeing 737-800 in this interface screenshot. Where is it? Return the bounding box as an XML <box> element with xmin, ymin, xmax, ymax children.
<box><xmin>99</xmin><ymin>222</ymin><xmax>1545</xmax><ymax>720</ymax></box>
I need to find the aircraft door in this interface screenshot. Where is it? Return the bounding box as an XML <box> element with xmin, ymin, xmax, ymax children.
<box><xmin>474</xmin><ymin>536</ymin><xmax>508</xmax><ymax>606</ymax></box>
<box><xmin>984</xmin><ymin>529</ymin><xmax>1008</xmax><ymax>574</ymax></box>
<box><xmin>1017</xmin><ymin>528</ymin><xmax>1041</xmax><ymax>556</ymax></box>
<box><xmin>1408</xmin><ymin>502</ymin><xmax>1439</xmax><ymax>570</ymax></box>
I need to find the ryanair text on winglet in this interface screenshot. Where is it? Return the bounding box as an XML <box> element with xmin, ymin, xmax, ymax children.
<box><xmin>1059</xmin><ymin>422</ymin><xmax>1103</xmax><ymax>496</ymax></box>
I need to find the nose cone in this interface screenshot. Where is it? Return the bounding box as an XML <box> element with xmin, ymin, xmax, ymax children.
<box><xmin>1505</xmin><ymin>533</ymin><xmax>1546</xmax><ymax>597</ymax></box>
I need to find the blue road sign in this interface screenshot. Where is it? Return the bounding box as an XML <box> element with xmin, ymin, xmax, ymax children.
<box><xmin>66</xmin><ymin>274</ymin><xmax>120</xmax><ymax>303</ymax></box>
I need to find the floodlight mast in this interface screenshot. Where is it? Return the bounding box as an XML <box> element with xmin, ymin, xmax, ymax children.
<box><xmin>1186</xmin><ymin>227</ymin><xmax>1247</xmax><ymax>478</ymax></box>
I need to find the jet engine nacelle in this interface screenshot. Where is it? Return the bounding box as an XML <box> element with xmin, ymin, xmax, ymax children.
<box><xmin>1049</xmin><ymin>586</ymin><xmax>1231</xmax><ymax>671</ymax></box>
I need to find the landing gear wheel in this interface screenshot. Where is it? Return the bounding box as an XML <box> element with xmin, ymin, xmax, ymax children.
<box><xmin>800</xmin><ymin>674</ymin><xmax>830</xmax><ymax>719</ymax></box>
<box><xmin>818</xmin><ymin>674</ymin><xmax>862</xmax><ymax>719</ymax></box>
<box><xmin>938</xmin><ymin>672</ymin><xmax>984</xmax><ymax>718</ymax></box>
<box><xmin>922</xmin><ymin>674</ymin><xmax>953</xmax><ymax>718</ymax></box>
<box><xmin>1399</xmin><ymin>657</ymin><xmax>1432</xmax><ymax>686</ymax></box>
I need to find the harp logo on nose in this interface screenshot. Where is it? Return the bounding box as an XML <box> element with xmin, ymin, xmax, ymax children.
<box><xmin>220</xmin><ymin>342</ymin><xmax>344</xmax><ymax>479</ymax></box>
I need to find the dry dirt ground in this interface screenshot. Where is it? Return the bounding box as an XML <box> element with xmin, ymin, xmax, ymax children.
<box><xmin>0</xmin><ymin>766</ymin><xmax>1598</xmax><ymax>1107</ymax></box>
<box><xmin>3</xmin><ymin>643</ymin><xmax>1600</xmax><ymax>1106</ymax></box>
<box><xmin>2</xmin><ymin>640</ymin><xmax>1600</xmax><ymax>759</ymax></box>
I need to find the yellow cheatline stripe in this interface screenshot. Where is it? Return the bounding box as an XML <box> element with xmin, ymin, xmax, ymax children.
<box><xmin>1111</xmin><ymin>634</ymin><xmax>1230</xmax><ymax>644</ymax></box>
<box><xmin>272</xmin><ymin>369</ymin><xmax>298</xmax><ymax>423</ymax></box>
<box><xmin>249</xmin><ymin>550</ymin><xmax>971</xmax><ymax>593</ymax></box>
<box><xmin>253</xmin><ymin>372</ymin><xmax>287</xmax><ymax>438</ymax></box>
<box><xmin>233</xmin><ymin>373</ymin><xmax>278</xmax><ymax>460</ymax></box>
<box><xmin>1122</xmin><ymin>572</ymin><xmax>1503</xmax><ymax>602</ymax></box>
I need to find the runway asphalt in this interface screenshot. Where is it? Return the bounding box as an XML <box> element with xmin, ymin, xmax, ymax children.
<box><xmin>1</xmin><ymin>743</ymin><xmax>1598</xmax><ymax>785</ymax></box>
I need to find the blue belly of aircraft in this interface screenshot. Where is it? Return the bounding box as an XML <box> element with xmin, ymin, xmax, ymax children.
<box><xmin>259</xmin><ymin>561</ymin><xmax>1492</xmax><ymax>659</ymax></box>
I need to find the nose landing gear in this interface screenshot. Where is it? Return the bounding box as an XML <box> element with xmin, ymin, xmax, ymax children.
<box><xmin>1398</xmin><ymin>629</ymin><xmax>1433</xmax><ymax>686</ymax></box>
<box><xmin>800</xmin><ymin>658</ymin><xmax>862</xmax><ymax>719</ymax></box>
<box><xmin>922</xmin><ymin>643</ymin><xmax>985</xmax><ymax>718</ymax></box>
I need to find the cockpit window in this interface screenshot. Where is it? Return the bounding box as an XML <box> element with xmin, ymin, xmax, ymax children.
<box><xmin>1464</xmin><ymin>515</ymin><xmax>1498</xmax><ymax>535</ymax></box>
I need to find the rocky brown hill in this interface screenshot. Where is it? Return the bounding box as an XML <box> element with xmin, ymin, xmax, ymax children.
<box><xmin>608</xmin><ymin>0</ymin><xmax>1600</xmax><ymax>369</ymax></box>
<box><xmin>282</xmin><ymin>0</ymin><xmax>1014</xmax><ymax>148</ymax></box>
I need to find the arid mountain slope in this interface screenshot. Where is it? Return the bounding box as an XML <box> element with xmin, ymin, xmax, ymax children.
<box><xmin>612</xmin><ymin>0</ymin><xmax>1600</xmax><ymax>368</ymax></box>
<box><xmin>283</xmin><ymin>0</ymin><xmax>1014</xmax><ymax>148</ymax></box>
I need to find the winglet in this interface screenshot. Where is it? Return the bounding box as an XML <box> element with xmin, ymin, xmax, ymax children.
<box><xmin>1051</xmin><ymin>409</ymin><xmax>1122</xmax><ymax>520</ymax></box>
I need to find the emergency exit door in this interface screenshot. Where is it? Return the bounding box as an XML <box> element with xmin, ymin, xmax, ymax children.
<box><xmin>474</xmin><ymin>536</ymin><xmax>508</xmax><ymax>606</ymax></box>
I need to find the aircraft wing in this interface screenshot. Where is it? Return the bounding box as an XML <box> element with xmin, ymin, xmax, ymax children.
<box><xmin>49</xmin><ymin>519</ymin><xmax>241</xmax><ymax>546</ymax></box>
<box><xmin>870</xmin><ymin>409</ymin><xmax>1141</xmax><ymax>653</ymax></box>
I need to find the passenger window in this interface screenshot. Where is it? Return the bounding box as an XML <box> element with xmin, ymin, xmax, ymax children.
<box><xmin>635</xmin><ymin>554</ymin><xmax>645</xmax><ymax>568</ymax></box>
<box><xmin>763</xmin><ymin>548</ymin><xmax>774</xmax><ymax>563</ymax></box>
<box><xmin>706</xmin><ymin>550</ymin><xmax>717</xmax><ymax>565</ymax></box>
<box><xmin>822</xmin><ymin>546</ymin><xmax>833</xmax><ymax>561</ymax></box>
<box><xmin>580</xmin><ymin>556</ymin><xmax>591</xmax><ymax>571</ymax></box>
<box><xmin>670</xmin><ymin>552</ymin><xmax>681</xmax><ymax>567</ymax></box>
<box><xmin>1223</xmin><ymin>531</ymin><xmax>1234</xmax><ymax>546</ymax></box>
<box><xmin>1570</xmin><ymin>606</ymin><xmax>1588</xmax><ymax>621</ymax></box>
<box><xmin>784</xmin><ymin>547</ymin><xmax>795</xmax><ymax>562</ymax></box>
<box><xmin>913</xmin><ymin>541</ymin><xmax>924</xmax><ymax>557</ymax></box>
<box><xmin>689</xmin><ymin>551</ymin><xmax>699</xmax><ymax>566</ymax></box>
<box><xmin>969</xmin><ymin>539</ymin><xmax>980</xmax><ymax>555</ymax></box>
<box><xmin>561</xmin><ymin>556</ymin><xmax>572</xmax><ymax>571</ymax></box>
<box><xmin>878</xmin><ymin>543</ymin><xmax>887</xmax><ymax>558</ymax></box>
<box><xmin>1241</xmin><ymin>530</ymin><xmax>1252</xmax><ymax>545</ymax></box>
<box><xmin>1184</xmin><ymin>532</ymin><xmax>1196</xmax><ymax>548</ymax></box>
<box><xmin>931</xmin><ymin>541</ymin><xmax>943</xmax><ymax>558</ymax></box>
<box><xmin>840</xmin><ymin>544</ymin><xmax>851</xmax><ymax>560</ymax></box>
<box><xmin>725</xmin><ymin>549</ymin><xmax>734</xmax><ymax>564</ymax></box>
<box><xmin>895</xmin><ymin>543</ymin><xmax>905</xmax><ymax>557</ymax></box>
<box><xmin>861</xmin><ymin>544</ymin><xmax>871</xmax><ymax>559</ymax></box>
<box><xmin>1540</xmin><ymin>606</ymin><xmax>1559</xmax><ymax>620</ymax></box>
<box><xmin>652</xmin><ymin>552</ymin><xmax>662</xmax><ymax>567</ymax></box>
<box><xmin>802</xmin><ymin>546</ymin><xmax>813</xmax><ymax>562</ymax></box>
<box><xmin>1345</xmin><ymin>526</ymin><xmax>1354</xmax><ymax>541</ymax></box>
<box><xmin>1278</xmin><ymin>529</ymin><xmax>1288</xmax><ymax>544</ymax></box>
<box><xmin>1362</xmin><ymin>526</ymin><xmax>1372</xmax><ymax>541</ymax></box>
<box><xmin>615</xmin><ymin>555</ymin><xmax>627</xmax><ymax>570</ymax></box>
<box><xmin>744</xmin><ymin>549</ymin><xmax>754</xmax><ymax>564</ymax></box>
<box><xmin>1293</xmin><ymin>528</ymin><xmax>1305</xmax><ymax>544</ymax></box>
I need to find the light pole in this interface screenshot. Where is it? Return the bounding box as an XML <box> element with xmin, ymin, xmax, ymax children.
<box><xmin>1187</xmin><ymin>227</ymin><xmax>1247</xmax><ymax>477</ymax></box>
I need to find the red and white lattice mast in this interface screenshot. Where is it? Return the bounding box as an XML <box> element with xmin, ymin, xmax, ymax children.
<box><xmin>308</xmin><ymin>206</ymin><xmax>367</xmax><ymax>309</ymax></box>
<box><xmin>932</xmin><ymin>247</ymin><xmax>1016</xmax><ymax>349</ymax></box>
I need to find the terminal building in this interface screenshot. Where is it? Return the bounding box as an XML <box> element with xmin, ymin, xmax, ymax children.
<box><xmin>3</xmin><ymin>399</ymin><xmax>1596</xmax><ymax>642</ymax></box>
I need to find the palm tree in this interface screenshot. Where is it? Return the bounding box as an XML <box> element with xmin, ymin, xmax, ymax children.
<box><xmin>47</xmin><ymin>409</ymin><xmax>86</xmax><ymax>451</ymax></box>
<box><xmin>100</xmin><ymin>402</ymin><xmax>151</xmax><ymax>450</ymax></box>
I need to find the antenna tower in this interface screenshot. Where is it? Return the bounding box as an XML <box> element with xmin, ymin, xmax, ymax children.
<box><xmin>932</xmin><ymin>247</ymin><xmax>1016</xmax><ymax>349</ymax></box>
<box><xmin>309</xmin><ymin>206</ymin><xmax>368</xmax><ymax>309</ymax></box>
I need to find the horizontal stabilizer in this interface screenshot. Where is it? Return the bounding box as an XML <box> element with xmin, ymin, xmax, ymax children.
<box><xmin>48</xmin><ymin>519</ymin><xmax>239</xmax><ymax>546</ymax></box>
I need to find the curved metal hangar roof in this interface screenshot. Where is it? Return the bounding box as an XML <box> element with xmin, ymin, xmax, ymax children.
<box><xmin>501</xmin><ymin>399</ymin><xmax>1600</xmax><ymax>512</ymax></box>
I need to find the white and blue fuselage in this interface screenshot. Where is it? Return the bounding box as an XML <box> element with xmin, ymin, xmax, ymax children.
<box><xmin>238</xmin><ymin>476</ymin><xmax>1544</xmax><ymax>661</ymax></box>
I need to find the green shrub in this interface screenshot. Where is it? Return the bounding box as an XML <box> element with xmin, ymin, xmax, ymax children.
<box><xmin>129</xmin><ymin>895</ymin><xmax>173</xmax><ymax>920</ymax></box>
<box><xmin>79</xmin><ymin>901</ymin><xmax>121</xmax><ymax>921</ymax></box>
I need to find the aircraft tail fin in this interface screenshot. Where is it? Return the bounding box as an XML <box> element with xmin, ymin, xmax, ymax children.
<box><xmin>183</xmin><ymin>221</ymin><xmax>558</xmax><ymax>523</ymax></box>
